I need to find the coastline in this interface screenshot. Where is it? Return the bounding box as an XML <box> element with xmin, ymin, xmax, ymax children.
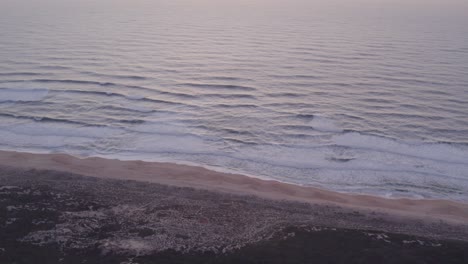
<box><xmin>1</xmin><ymin>150</ymin><xmax>468</xmax><ymax>263</ymax></box>
<box><xmin>0</xmin><ymin>150</ymin><xmax>467</xmax><ymax>224</ymax></box>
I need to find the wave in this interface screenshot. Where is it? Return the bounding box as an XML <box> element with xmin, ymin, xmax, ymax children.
<box><xmin>212</xmin><ymin>104</ymin><xmax>258</xmax><ymax>109</ymax></box>
<box><xmin>309</xmin><ymin>116</ymin><xmax>343</xmax><ymax>133</ymax></box>
<box><xmin>112</xmin><ymin>75</ymin><xmax>148</xmax><ymax>81</ymax></box>
<box><xmin>79</xmin><ymin>71</ymin><xmax>149</xmax><ymax>81</ymax></box>
<box><xmin>3</xmin><ymin>111</ymin><xmax>466</xmax><ymax>171</ymax></box>
<box><xmin>113</xmin><ymin>118</ymin><xmax>145</xmax><ymax>124</ymax></box>
<box><xmin>0</xmin><ymin>88</ymin><xmax>49</xmax><ymax>103</ymax></box>
<box><xmin>333</xmin><ymin>132</ymin><xmax>468</xmax><ymax>164</ymax></box>
<box><xmin>0</xmin><ymin>115</ymin><xmax>467</xmax><ymax>200</ymax></box>
<box><xmin>0</xmin><ymin>122</ymin><xmax>123</xmax><ymax>154</ymax></box>
<box><xmin>45</xmin><ymin>88</ymin><xmax>192</xmax><ymax>107</ymax></box>
<box><xmin>203</xmin><ymin>93</ymin><xmax>257</xmax><ymax>100</ymax></box>
<box><xmin>267</xmin><ymin>74</ymin><xmax>322</xmax><ymax>80</ymax></box>
<box><xmin>370</xmin><ymin>76</ymin><xmax>446</xmax><ymax>86</ymax></box>
<box><xmin>156</xmin><ymin>90</ymin><xmax>198</xmax><ymax>99</ymax></box>
<box><xmin>39</xmin><ymin>88</ymin><xmax>149</xmax><ymax>103</ymax></box>
<box><xmin>106</xmin><ymin>139</ymin><xmax>468</xmax><ymax>200</ymax></box>
<box><xmin>99</xmin><ymin>105</ymin><xmax>154</xmax><ymax>114</ymax></box>
<box><xmin>31</xmin><ymin>78</ymin><xmax>116</xmax><ymax>86</ymax></box>
<box><xmin>265</xmin><ymin>92</ymin><xmax>304</xmax><ymax>98</ymax></box>
<box><xmin>358</xmin><ymin>98</ymin><xmax>398</xmax><ymax>104</ymax></box>
<box><xmin>294</xmin><ymin>114</ymin><xmax>315</xmax><ymax>120</ymax></box>
<box><xmin>125</xmin><ymin>94</ymin><xmax>146</xmax><ymax>100</ymax></box>
<box><xmin>263</xmin><ymin>103</ymin><xmax>313</xmax><ymax>109</ymax></box>
<box><xmin>0</xmin><ymin>72</ymin><xmax>45</xmax><ymax>77</ymax></box>
<box><xmin>275</xmin><ymin>125</ymin><xmax>322</xmax><ymax>131</ymax></box>
<box><xmin>0</xmin><ymin>112</ymin><xmax>146</xmax><ymax>127</ymax></box>
<box><xmin>0</xmin><ymin>80</ymin><xmax>200</xmax><ymax>103</ymax></box>
<box><xmin>0</xmin><ymin>113</ymin><xmax>94</xmax><ymax>126</ymax></box>
<box><xmin>223</xmin><ymin>137</ymin><xmax>259</xmax><ymax>145</ymax></box>
<box><xmin>0</xmin><ymin>79</ymin><xmax>118</xmax><ymax>88</ymax></box>
<box><xmin>178</xmin><ymin>83</ymin><xmax>257</xmax><ymax>92</ymax></box>
<box><xmin>193</xmin><ymin>76</ymin><xmax>253</xmax><ymax>82</ymax></box>
<box><xmin>36</xmin><ymin>65</ymin><xmax>72</xmax><ymax>70</ymax></box>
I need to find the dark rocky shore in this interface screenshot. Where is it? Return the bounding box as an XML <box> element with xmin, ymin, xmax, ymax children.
<box><xmin>1</xmin><ymin>166</ymin><xmax>467</xmax><ymax>264</ymax></box>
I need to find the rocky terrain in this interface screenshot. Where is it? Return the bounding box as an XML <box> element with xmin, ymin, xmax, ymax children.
<box><xmin>1</xmin><ymin>166</ymin><xmax>468</xmax><ymax>264</ymax></box>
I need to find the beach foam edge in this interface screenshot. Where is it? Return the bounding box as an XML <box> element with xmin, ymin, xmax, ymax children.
<box><xmin>0</xmin><ymin>150</ymin><xmax>467</xmax><ymax>224</ymax></box>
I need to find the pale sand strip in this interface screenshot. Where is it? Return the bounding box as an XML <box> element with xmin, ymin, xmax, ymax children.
<box><xmin>0</xmin><ymin>150</ymin><xmax>467</xmax><ymax>224</ymax></box>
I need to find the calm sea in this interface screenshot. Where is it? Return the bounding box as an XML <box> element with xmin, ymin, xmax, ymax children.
<box><xmin>1</xmin><ymin>0</ymin><xmax>468</xmax><ymax>201</ymax></box>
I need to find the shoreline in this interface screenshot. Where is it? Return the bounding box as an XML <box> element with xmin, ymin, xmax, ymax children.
<box><xmin>1</xmin><ymin>150</ymin><xmax>468</xmax><ymax>224</ymax></box>
<box><xmin>2</xmin><ymin>166</ymin><xmax>467</xmax><ymax>263</ymax></box>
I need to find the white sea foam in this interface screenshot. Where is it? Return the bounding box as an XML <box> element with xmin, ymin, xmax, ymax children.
<box><xmin>0</xmin><ymin>88</ymin><xmax>49</xmax><ymax>102</ymax></box>
<box><xmin>309</xmin><ymin>116</ymin><xmax>343</xmax><ymax>133</ymax></box>
<box><xmin>333</xmin><ymin>132</ymin><xmax>468</xmax><ymax>164</ymax></box>
<box><xmin>0</xmin><ymin>112</ymin><xmax>467</xmax><ymax>201</ymax></box>
<box><xmin>0</xmin><ymin>116</ymin><xmax>467</xmax><ymax>201</ymax></box>
<box><xmin>0</xmin><ymin>120</ymin><xmax>123</xmax><ymax>155</ymax></box>
<box><xmin>0</xmin><ymin>120</ymin><xmax>119</xmax><ymax>138</ymax></box>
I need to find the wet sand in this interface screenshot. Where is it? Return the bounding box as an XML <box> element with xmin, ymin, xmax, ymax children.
<box><xmin>0</xmin><ymin>150</ymin><xmax>467</xmax><ymax>224</ymax></box>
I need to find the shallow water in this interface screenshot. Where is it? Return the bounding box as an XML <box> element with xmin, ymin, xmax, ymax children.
<box><xmin>1</xmin><ymin>0</ymin><xmax>468</xmax><ymax>201</ymax></box>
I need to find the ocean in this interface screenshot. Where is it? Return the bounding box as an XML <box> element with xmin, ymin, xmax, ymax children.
<box><xmin>1</xmin><ymin>0</ymin><xmax>468</xmax><ymax>201</ymax></box>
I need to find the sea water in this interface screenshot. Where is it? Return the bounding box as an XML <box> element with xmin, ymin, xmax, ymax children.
<box><xmin>1</xmin><ymin>0</ymin><xmax>468</xmax><ymax>201</ymax></box>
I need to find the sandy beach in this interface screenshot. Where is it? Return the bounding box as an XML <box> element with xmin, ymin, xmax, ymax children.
<box><xmin>0</xmin><ymin>150</ymin><xmax>467</xmax><ymax>224</ymax></box>
<box><xmin>3</xmin><ymin>0</ymin><xmax>468</xmax><ymax>262</ymax></box>
<box><xmin>1</xmin><ymin>150</ymin><xmax>468</xmax><ymax>263</ymax></box>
